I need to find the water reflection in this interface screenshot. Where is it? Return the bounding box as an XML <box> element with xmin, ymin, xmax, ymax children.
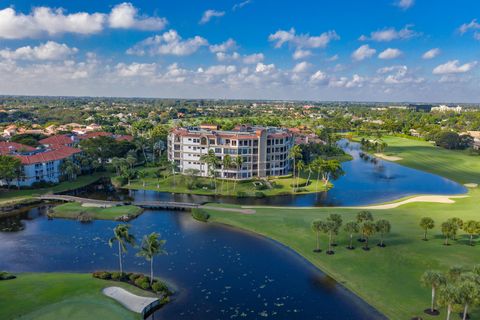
<box><xmin>0</xmin><ymin>209</ymin><xmax>384</xmax><ymax>319</ymax></box>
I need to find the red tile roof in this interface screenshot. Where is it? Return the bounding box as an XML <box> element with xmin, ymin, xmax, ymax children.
<box><xmin>0</xmin><ymin>142</ymin><xmax>36</xmax><ymax>155</ymax></box>
<box><xmin>79</xmin><ymin>131</ymin><xmax>113</xmax><ymax>140</ymax></box>
<box><xmin>115</xmin><ymin>135</ymin><xmax>134</xmax><ymax>142</ymax></box>
<box><xmin>39</xmin><ymin>134</ymin><xmax>75</xmax><ymax>146</ymax></box>
<box><xmin>15</xmin><ymin>146</ymin><xmax>82</xmax><ymax>165</ymax></box>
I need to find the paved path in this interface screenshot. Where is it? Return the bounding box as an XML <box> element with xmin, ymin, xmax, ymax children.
<box><xmin>202</xmin><ymin>205</ymin><xmax>255</xmax><ymax>214</ymax></box>
<box><xmin>102</xmin><ymin>286</ymin><xmax>158</xmax><ymax>314</ymax></box>
<box><xmin>243</xmin><ymin>195</ymin><xmax>469</xmax><ymax>210</ymax></box>
<box><xmin>39</xmin><ymin>194</ymin><xmax>122</xmax><ymax>207</ymax></box>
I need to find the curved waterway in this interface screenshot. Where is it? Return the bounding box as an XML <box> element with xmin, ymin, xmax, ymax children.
<box><xmin>72</xmin><ymin>140</ymin><xmax>467</xmax><ymax>207</ymax></box>
<box><xmin>0</xmin><ymin>206</ymin><xmax>383</xmax><ymax>319</ymax></box>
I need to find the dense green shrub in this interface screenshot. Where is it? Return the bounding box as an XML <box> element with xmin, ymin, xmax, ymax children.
<box><xmin>135</xmin><ymin>277</ymin><xmax>150</xmax><ymax>290</ymax></box>
<box><xmin>129</xmin><ymin>273</ymin><xmax>141</xmax><ymax>282</ymax></box>
<box><xmin>0</xmin><ymin>271</ymin><xmax>16</xmax><ymax>280</ymax></box>
<box><xmin>92</xmin><ymin>271</ymin><xmax>112</xmax><ymax>280</ymax></box>
<box><xmin>236</xmin><ymin>191</ymin><xmax>247</xmax><ymax>198</ymax></box>
<box><xmin>254</xmin><ymin>191</ymin><xmax>265</xmax><ymax>198</ymax></box>
<box><xmin>192</xmin><ymin>208</ymin><xmax>210</xmax><ymax>222</ymax></box>
<box><xmin>111</xmin><ymin>272</ymin><xmax>123</xmax><ymax>280</ymax></box>
<box><xmin>152</xmin><ymin>281</ymin><xmax>168</xmax><ymax>293</ymax></box>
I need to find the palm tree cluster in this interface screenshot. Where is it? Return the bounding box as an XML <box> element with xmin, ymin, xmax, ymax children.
<box><xmin>421</xmin><ymin>266</ymin><xmax>480</xmax><ymax>320</ymax></box>
<box><xmin>420</xmin><ymin>217</ymin><xmax>480</xmax><ymax>246</ymax></box>
<box><xmin>311</xmin><ymin>211</ymin><xmax>391</xmax><ymax>254</ymax></box>
<box><xmin>111</xmin><ymin>155</ymin><xmax>138</xmax><ymax>186</ymax></box>
<box><xmin>109</xmin><ymin>224</ymin><xmax>167</xmax><ymax>285</ymax></box>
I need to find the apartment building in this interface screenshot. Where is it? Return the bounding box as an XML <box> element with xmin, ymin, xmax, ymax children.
<box><xmin>168</xmin><ymin>125</ymin><xmax>294</xmax><ymax>180</ymax></box>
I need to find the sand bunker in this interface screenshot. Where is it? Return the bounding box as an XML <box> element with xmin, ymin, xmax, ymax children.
<box><xmin>374</xmin><ymin>153</ymin><xmax>403</xmax><ymax>161</ymax></box>
<box><xmin>464</xmin><ymin>183</ymin><xmax>478</xmax><ymax>188</ymax></box>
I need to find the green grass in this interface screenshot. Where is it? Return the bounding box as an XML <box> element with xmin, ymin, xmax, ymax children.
<box><xmin>50</xmin><ymin>202</ymin><xmax>143</xmax><ymax>221</ymax></box>
<box><xmin>0</xmin><ymin>172</ymin><xmax>110</xmax><ymax>207</ymax></box>
<box><xmin>203</xmin><ymin>138</ymin><xmax>480</xmax><ymax>320</ymax></box>
<box><xmin>380</xmin><ymin>136</ymin><xmax>480</xmax><ymax>184</ymax></box>
<box><xmin>117</xmin><ymin>167</ymin><xmax>332</xmax><ymax>197</ymax></box>
<box><xmin>0</xmin><ymin>273</ymin><xmax>152</xmax><ymax>320</ymax></box>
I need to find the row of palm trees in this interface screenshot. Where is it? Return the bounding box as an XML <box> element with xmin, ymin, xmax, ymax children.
<box><xmin>288</xmin><ymin>144</ymin><xmax>344</xmax><ymax>193</ymax></box>
<box><xmin>199</xmin><ymin>150</ymin><xmax>244</xmax><ymax>194</ymax></box>
<box><xmin>420</xmin><ymin>217</ymin><xmax>480</xmax><ymax>246</ymax></box>
<box><xmin>311</xmin><ymin>211</ymin><xmax>391</xmax><ymax>254</ymax></box>
<box><xmin>421</xmin><ymin>266</ymin><xmax>480</xmax><ymax>320</ymax></box>
<box><xmin>109</xmin><ymin>224</ymin><xmax>167</xmax><ymax>285</ymax></box>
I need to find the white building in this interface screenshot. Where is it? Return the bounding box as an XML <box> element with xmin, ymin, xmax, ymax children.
<box><xmin>431</xmin><ymin>105</ymin><xmax>463</xmax><ymax>113</ymax></box>
<box><xmin>0</xmin><ymin>142</ymin><xmax>82</xmax><ymax>187</ymax></box>
<box><xmin>168</xmin><ymin>125</ymin><xmax>294</xmax><ymax>180</ymax></box>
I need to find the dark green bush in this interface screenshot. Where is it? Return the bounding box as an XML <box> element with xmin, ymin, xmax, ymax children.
<box><xmin>152</xmin><ymin>281</ymin><xmax>168</xmax><ymax>293</ymax></box>
<box><xmin>111</xmin><ymin>272</ymin><xmax>122</xmax><ymax>280</ymax></box>
<box><xmin>191</xmin><ymin>208</ymin><xmax>210</xmax><ymax>222</ymax></box>
<box><xmin>236</xmin><ymin>191</ymin><xmax>247</xmax><ymax>198</ymax></box>
<box><xmin>254</xmin><ymin>191</ymin><xmax>265</xmax><ymax>198</ymax></box>
<box><xmin>135</xmin><ymin>277</ymin><xmax>150</xmax><ymax>290</ymax></box>
<box><xmin>92</xmin><ymin>271</ymin><xmax>112</xmax><ymax>280</ymax></box>
<box><xmin>129</xmin><ymin>273</ymin><xmax>141</xmax><ymax>282</ymax></box>
<box><xmin>0</xmin><ymin>271</ymin><xmax>16</xmax><ymax>280</ymax></box>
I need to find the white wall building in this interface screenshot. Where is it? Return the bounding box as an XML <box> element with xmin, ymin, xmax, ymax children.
<box><xmin>168</xmin><ymin>125</ymin><xmax>294</xmax><ymax>180</ymax></box>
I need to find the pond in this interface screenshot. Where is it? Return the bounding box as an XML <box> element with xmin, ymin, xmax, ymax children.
<box><xmin>0</xmin><ymin>206</ymin><xmax>384</xmax><ymax>319</ymax></box>
<box><xmin>69</xmin><ymin>140</ymin><xmax>467</xmax><ymax>207</ymax></box>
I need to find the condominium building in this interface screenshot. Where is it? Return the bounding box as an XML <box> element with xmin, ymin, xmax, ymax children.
<box><xmin>168</xmin><ymin>125</ymin><xmax>294</xmax><ymax>180</ymax></box>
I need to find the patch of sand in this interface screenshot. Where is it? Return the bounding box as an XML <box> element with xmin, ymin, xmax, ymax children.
<box><xmin>374</xmin><ymin>153</ymin><xmax>403</xmax><ymax>161</ymax></box>
<box><xmin>243</xmin><ymin>195</ymin><xmax>469</xmax><ymax>210</ymax></box>
<box><xmin>464</xmin><ymin>183</ymin><xmax>478</xmax><ymax>188</ymax></box>
<box><xmin>102</xmin><ymin>287</ymin><xmax>158</xmax><ymax>314</ymax></box>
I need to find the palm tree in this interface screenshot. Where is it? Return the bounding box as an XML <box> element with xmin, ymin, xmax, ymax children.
<box><xmin>311</xmin><ymin>220</ymin><xmax>324</xmax><ymax>253</ymax></box>
<box><xmin>136</xmin><ymin>232</ymin><xmax>167</xmax><ymax>285</ymax></box>
<box><xmin>448</xmin><ymin>217</ymin><xmax>463</xmax><ymax>241</ymax></box>
<box><xmin>126</xmin><ymin>155</ymin><xmax>137</xmax><ymax>169</ymax></box>
<box><xmin>322</xmin><ymin>220</ymin><xmax>337</xmax><ymax>255</ymax></box>
<box><xmin>311</xmin><ymin>157</ymin><xmax>323</xmax><ymax>193</ymax></box>
<box><xmin>441</xmin><ymin>221</ymin><xmax>456</xmax><ymax>246</ymax></box>
<box><xmin>222</xmin><ymin>155</ymin><xmax>232</xmax><ymax>193</ymax></box>
<box><xmin>357</xmin><ymin>211</ymin><xmax>374</xmax><ymax>242</ymax></box>
<box><xmin>344</xmin><ymin>221</ymin><xmax>359</xmax><ymax>250</ymax></box>
<box><xmin>463</xmin><ymin>220</ymin><xmax>480</xmax><ymax>246</ymax></box>
<box><xmin>233</xmin><ymin>156</ymin><xmax>243</xmax><ymax>192</ymax></box>
<box><xmin>361</xmin><ymin>221</ymin><xmax>376</xmax><ymax>250</ymax></box>
<box><xmin>376</xmin><ymin>219</ymin><xmax>391</xmax><ymax>247</ymax></box>
<box><xmin>457</xmin><ymin>280</ymin><xmax>478</xmax><ymax>320</ymax></box>
<box><xmin>154</xmin><ymin>169</ymin><xmax>163</xmax><ymax>189</ymax></box>
<box><xmin>288</xmin><ymin>145</ymin><xmax>302</xmax><ymax>192</ymax></box>
<box><xmin>327</xmin><ymin>213</ymin><xmax>343</xmax><ymax>246</ymax></box>
<box><xmin>438</xmin><ymin>284</ymin><xmax>460</xmax><ymax>320</ymax></box>
<box><xmin>122</xmin><ymin>168</ymin><xmax>137</xmax><ymax>186</ymax></box>
<box><xmin>305</xmin><ymin>164</ymin><xmax>313</xmax><ymax>187</ymax></box>
<box><xmin>109</xmin><ymin>224</ymin><xmax>136</xmax><ymax>274</ymax></box>
<box><xmin>138</xmin><ymin>170</ymin><xmax>147</xmax><ymax>187</ymax></box>
<box><xmin>200</xmin><ymin>150</ymin><xmax>219</xmax><ymax>193</ymax></box>
<box><xmin>319</xmin><ymin>159</ymin><xmax>344</xmax><ymax>190</ymax></box>
<box><xmin>420</xmin><ymin>217</ymin><xmax>435</xmax><ymax>241</ymax></box>
<box><xmin>296</xmin><ymin>159</ymin><xmax>305</xmax><ymax>191</ymax></box>
<box><xmin>420</xmin><ymin>270</ymin><xmax>446</xmax><ymax>315</ymax></box>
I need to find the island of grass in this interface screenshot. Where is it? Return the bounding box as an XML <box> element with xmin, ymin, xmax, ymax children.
<box><xmin>50</xmin><ymin>202</ymin><xmax>143</xmax><ymax>221</ymax></box>
<box><xmin>0</xmin><ymin>172</ymin><xmax>111</xmax><ymax>212</ymax></box>
<box><xmin>0</xmin><ymin>273</ymin><xmax>155</xmax><ymax>320</ymax></box>
<box><xmin>114</xmin><ymin>169</ymin><xmax>334</xmax><ymax>197</ymax></box>
<box><xmin>203</xmin><ymin>137</ymin><xmax>480</xmax><ymax>320</ymax></box>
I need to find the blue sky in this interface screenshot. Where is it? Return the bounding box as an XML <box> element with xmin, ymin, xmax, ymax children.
<box><xmin>0</xmin><ymin>0</ymin><xmax>479</xmax><ymax>102</ymax></box>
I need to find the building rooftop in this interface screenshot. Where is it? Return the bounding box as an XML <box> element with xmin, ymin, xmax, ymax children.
<box><xmin>15</xmin><ymin>146</ymin><xmax>82</xmax><ymax>165</ymax></box>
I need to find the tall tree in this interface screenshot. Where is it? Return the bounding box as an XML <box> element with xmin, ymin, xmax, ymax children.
<box><xmin>288</xmin><ymin>145</ymin><xmax>302</xmax><ymax>192</ymax></box>
<box><xmin>344</xmin><ymin>221</ymin><xmax>359</xmax><ymax>250</ymax></box>
<box><xmin>222</xmin><ymin>155</ymin><xmax>232</xmax><ymax>193</ymax></box>
<box><xmin>356</xmin><ymin>211</ymin><xmax>374</xmax><ymax>242</ymax></box>
<box><xmin>321</xmin><ymin>220</ymin><xmax>337</xmax><ymax>255</ymax></box>
<box><xmin>233</xmin><ymin>156</ymin><xmax>243</xmax><ymax>192</ymax></box>
<box><xmin>327</xmin><ymin>213</ymin><xmax>343</xmax><ymax>246</ymax></box>
<box><xmin>420</xmin><ymin>217</ymin><xmax>435</xmax><ymax>241</ymax></box>
<box><xmin>376</xmin><ymin>219</ymin><xmax>391</xmax><ymax>247</ymax></box>
<box><xmin>457</xmin><ymin>280</ymin><xmax>478</xmax><ymax>320</ymax></box>
<box><xmin>463</xmin><ymin>220</ymin><xmax>480</xmax><ymax>246</ymax></box>
<box><xmin>311</xmin><ymin>220</ymin><xmax>324</xmax><ymax>253</ymax></box>
<box><xmin>420</xmin><ymin>270</ymin><xmax>446</xmax><ymax>315</ymax></box>
<box><xmin>108</xmin><ymin>224</ymin><xmax>136</xmax><ymax>274</ymax></box>
<box><xmin>441</xmin><ymin>221</ymin><xmax>457</xmax><ymax>246</ymax></box>
<box><xmin>448</xmin><ymin>217</ymin><xmax>463</xmax><ymax>240</ymax></box>
<box><xmin>136</xmin><ymin>232</ymin><xmax>167</xmax><ymax>285</ymax></box>
<box><xmin>361</xmin><ymin>221</ymin><xmax>376</xmax><ymax>250</ymax></box>
<box><xmin>0</xmin><ymin>155</ymin><xmax>22</xmax><ymax>189</ymax></box>
<box><xmin>438</xmin><ymin>284</ymin><xmax>460</xmax><ymax>320</ymax></box>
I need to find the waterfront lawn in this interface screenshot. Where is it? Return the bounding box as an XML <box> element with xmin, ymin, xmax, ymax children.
<box><xmin>0</xmin><ymin>172</ymin><xmax>110</xmax><ymax>206</ymax></box>
<box><xmin>117</xmin><ymin>167</ymin><xmax>332</xmax><ymax>197</ymax></box>
<box><xmin>380</xmin><ymin>136</ymin><xmax>480</xmax><ymax>184</ymax></box>
<box><xmin>50</xmin><ymin>202</ymin><xmax>143</xmax><ymax>221</ymax></box>
<box><xmin>0</xmin><ymin>273</ymin><xmax>151</xmax><ymax>320</ymax></box>
<box><xmin>206</xmin><ymin>189</ymin><xmax>480</xmax><ymax>320</ymax></box>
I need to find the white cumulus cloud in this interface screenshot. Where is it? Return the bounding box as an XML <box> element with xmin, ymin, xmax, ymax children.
<box><xmin>352</xmin><ymin>45</ymin><xmax>376</xmax><ymax>61</ymax></box>
<box><xmin>359</xmin><ymin>25</ymin><xmax>419</xmax><ymax>42</ymax></box>
<box><xmin>396</xmin><ymin>0</ymin><xmax>414</xmax><ymax>10</ymax></box>
<box><xmin>269</xmin><ymin>28</ymin><xmax>339</xmax><ymax>49</ymax></box>
<box><xmin>422</xmin><ymin>48</ymin><xmax>440</xmax><ymax>59</ymax></box>
<box><xmin>108</xmin><ymin>2</ymin><xmax>167</xmax><ymax>31</ymax></box>
<box><xmin>433</xmin><ymin>60</ymin><xmax>478</xmax><ymax>74</ymax></box>
<box><xmin>200</xmin><ymin>10</ymin><xmax>225</xmax><ymax>24</ymax></box>
<box><xmin>0</xmin><ymin>41</ymin><xmax>77</xmax><ymax>60</ymax></box>
<box><xmin>378</xmin><ymin>48</ymin><xmax>402</xmax><ymax>59</ymax></box>
<box><xmin>127</xmin><ymin>30</ymin><xmax>208</xmax><ymax>56</ymax></box>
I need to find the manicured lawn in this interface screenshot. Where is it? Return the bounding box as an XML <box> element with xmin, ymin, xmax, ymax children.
<box><xmin>381</xmin><ymin>136</ymin><xmax>480</xmax><ymax>184</ymax></box>
<box><xmin>0</xmin><ymin>273</ymin><xmax>152</xmax><ymax>320</ymax></box>
<box><xmin>0</xmin><ymin>172</ymin><xmax>110</xmax><ymax>206</ymax></box>
<box><xmin>50</xmin><ymin>202</ymin><xmax>143</xmax><ymax>221</ymax></box>
<box><xmin>204</xmin><ymin>139</ymin><xmax>480</xmax><ymax>320</ymax></box>
<box><xmin>117</xmin><ymin>167</ymin><xmax>332</xmax><ymax>197</ymax></box>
